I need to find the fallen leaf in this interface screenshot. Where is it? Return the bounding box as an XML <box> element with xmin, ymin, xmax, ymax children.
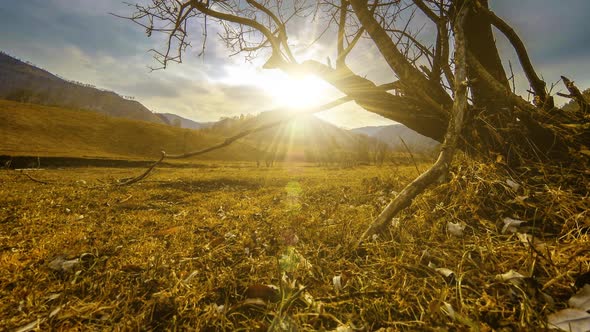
<box><xmin>569</xmin><ymin>284</ymin><xmax>590</xmax><ymax>312</ymax></box>
<box><xmin>435</xmin><ymin>267</ymin><xmax>455</xmax><ymax>278</ymax></box>
<box><xmin>428</xmin><ymin>262</ymin><xmax>455</xmax><ymax>280</ymax></box>
<box><xmin>243</xmin><ymin>298</ymin><xmax>268</xmax><ymax>306</ymax></box>
<box><xmin>333</xmin><ymin>275</ymin><xmax>343</xmax><ymax>292</ymax></box>
<box><xmin>502</xmin><ymin>217</ymin><xmax>526</xmax><ymax>234</ymax></box>
<box><xmin>447</xmin><ymin>222</ymin><xmax>465</xmax><ymax>236</ymax></box>
<box><xmin>548</xmin><ymin>308</ymin><xmax>590</xmax><ymax>332</ymax></box>
<box><xmin>48</xmin><ymin>257</ymin><xmax>80</xmax><ymax>272</ymax></box>
<box><xmin>506</xmin><ymin>179</ymin><xmax>520</xmax><ymax>191</ymax></box>
<box><xmin>441</xmin><ymin>302</ymin><xmax>455</xmax><ymax>319</ymax></box>
<box><xmin>516</xmin><ymin>233</ymin><xmax>546</xmax><ymax>251</ymax></box>
<box><xmin>495</xmin><ymin>269</ymin><xmax>526</xmax><ymax>281</ymax></box>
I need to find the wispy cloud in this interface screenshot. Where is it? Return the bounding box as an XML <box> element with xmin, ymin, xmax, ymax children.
<box><xmin>1</xmin><ymin>0</ymin><xmax>589</xmax><ymax>127</ymax></box>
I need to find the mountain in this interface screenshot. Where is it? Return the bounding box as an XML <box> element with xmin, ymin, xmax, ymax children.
<box><xmin>349</xmin><ymin>125</ymin><xmax>386</xmax><ymax>137</ymax></box>
<box><xmin>157</xmin><ymin>112</ymin><xmax>216</xmax><ymax>130</ymax></box>
<box><xmin>0</xmin><ymin>51</ymin><xmax>166</xmax><ymax>124</ymax></box>
<box><xmin>0</xmin><ymin>99</ymin><xmax>259</xmax><ymax>161</ymax></box>
<box><xmin>204</xmin><ymin>110</ymin><xmax>381</xmax><ymax>162</ymax></box>
<box><xmin>351</xmin><ymin>124</ymin><xmax>439</xmax><ymax>152</ymax></box>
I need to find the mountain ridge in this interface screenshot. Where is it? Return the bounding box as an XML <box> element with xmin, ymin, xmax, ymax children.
<box><xmin>157</xmin><ymin>112</ymin><xmax>216</xmax><ymax>129</ymax></box>
<box><xmin>351</xmin><ymin>124</ymin><xmax>439</xmax><ymax>152</ymax></box>
<box><xmin>0</xmin><ymin>51</ymin><xmax>166</xmax><ymax>124</ymax></box>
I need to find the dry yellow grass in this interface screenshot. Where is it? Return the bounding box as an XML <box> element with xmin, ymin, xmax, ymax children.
<box><xmin>0</xmin><ymin>99</ymin><xmax>259</xmax><ymax>161</ymax></box>
<box><xmin>1</xmin><ymin>158</ymin><xmax>588</xmax><ymax>330</ymax></box>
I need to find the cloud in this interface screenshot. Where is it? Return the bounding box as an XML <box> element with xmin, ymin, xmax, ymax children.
<box><xmin>491</xmin><ymin>0</ymin><xmax>590</xmax><ymax>66</ymax></box>
<box><xmin>2</xmin><ymin>0</ymin><xmax>589</xmax><ymax>128</ymax></box>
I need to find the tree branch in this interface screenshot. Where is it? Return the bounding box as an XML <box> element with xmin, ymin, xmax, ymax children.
<box><xmin>295</xmin><ymin>60</ymin><xmax>449</xmax><ymax>141</ymax></box>
<box><xmin>349</xmin><ymin>0</ymin><xmax>453</xmax><ymax>113</ymax></box>
<box><xmin>188</xmin><ymin>0</ymin><xmax>286</xmax><ymax>67</ymax></box>
<box><xmin>245</xmin><ymin>0</ymin><xmax>296</xmax><ymax>63</ymax></box>
<box><xmin>473</xmin><ymin>0</ymin><xmax>552</xmax><ymax>109</ymax></box>
<box><xmin>336</xmin><ymin>0</ymin><xmax>348</xmax><ymax>68</ymax></box>
<box><xmin>357</xmin><ymin>1</ymin><xmax>470</xmax><ymax>244</ymax></box>
<box><xmin>561</xmin><ymin>76</ymin><xmax>589</xmax><ymax>114</ymax></box>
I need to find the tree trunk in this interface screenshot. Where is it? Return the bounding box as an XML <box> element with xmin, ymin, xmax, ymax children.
<box><xmin>298</xmin><ymin>0</ymin><xmax>577</xmax><ymax>163</ymax></box>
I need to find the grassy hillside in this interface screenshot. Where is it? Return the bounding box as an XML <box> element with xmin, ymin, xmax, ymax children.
<box><xmin>0</xmin><ymin>52</ymin><xmax>166</xmax><ymax>124</ymax></box>
<box><xmin>0</xmin><ymin>99</ymin><xmax>259</xmax><ymax>160</ymax></box>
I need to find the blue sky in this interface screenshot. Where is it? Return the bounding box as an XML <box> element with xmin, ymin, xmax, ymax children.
<box><xmin>1</xmin><ymin>0</ymin><xmax>589</xmax><ymax>128</ymax></box>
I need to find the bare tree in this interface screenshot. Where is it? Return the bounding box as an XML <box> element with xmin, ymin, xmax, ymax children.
<box><xmin>123</xmin><ymin>0</ymin><xmax>588</xmax><ymax>241</ymax></box>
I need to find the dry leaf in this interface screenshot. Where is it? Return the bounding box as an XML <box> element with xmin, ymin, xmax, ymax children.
<box><xmin>48</xmin><ymin>257</ymin><xmax>80</xmax><ymax>272</ymax></box>
<box><xmin>516</xmin><ymin>233</ymin><xmax>546</xmax><ymax>250</ymax></box>
<box><xmin>243</xmin><ymin>298</ymin><xmax>268</xmax><ymax>306</ymax></box>
<box><xmin>569</xmin><ymin>284</ymin><xmax>590</xmax><ymax>312</ymax></box>
<box><xmin>447</xmin><ymin>221</ymin><xmax>465</xmax><ymax>236</ymax></box>
<box><xmin>506</xmin><ymin>179</ymin><xmax>520</xmax><ymax>191</ymax></box>
<box><xmin>333</xmin><ymin>275</ymin><xmax>343</xmax><ymax>292</ymax></box>
<box><xmin>502</xmin><ymin>217</ymin><xmax>526</xmax><ymax>234</ymax></box>
<box><xmin>428</xmin><ymin>262</ymin><xmax>455</xmax><ymax>279</ymax></box>
<box><xmin>548</xmin><ymin>308</ymin><xmax>590</xmax><ymax>332</ymax></box>
<box><xmin>495</xmin><ymin>269</ymin><xmax>526</xmax><ymax>281</ymax></box>
<box><xmin>441</xmin><ymin>302</ymin><xmax>456</xmax><ymax>319</ymax></box>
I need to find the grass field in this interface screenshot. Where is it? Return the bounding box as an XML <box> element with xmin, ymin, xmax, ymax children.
<box><xmin>0</xmin><ymin>99</ymin><xmax>259</xmax><ymax>161</ymax></box>
<box><xmin>1</xmin><ymin>160</ymin><xmax>588</xmax><ymax>330</ymax></box>
<box><xmin>0</xmin><ymin>163</ymin><xmax>417</xmax><ymax>330</ymax></box>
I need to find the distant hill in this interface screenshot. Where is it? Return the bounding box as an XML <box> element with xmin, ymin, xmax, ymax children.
<box><xmin>351</xmin><ymin>124</ymin><xmax>439</xmax><ymax>152</ymax></box>
<box><xmin>0</xmin><ymin>51</ymin><xmax>166</xmax><ymax>124</ymax></box>
<box><xmin>204</xmin><ymin>110</ymin><xmax>382</xmax><ymax>162</ymax></box>
<box><xmin>349</xmin><ymin>125</ymin><xmax>387</xmax><ymax>137</ymax></box>
<box><xmin>157</xmin><ymin>112</ymin><xmax>216</xmax><ymax>130</ymax></box>
<box><xmin>0</xmin><ymin>99</ymin><xmax>259</xmax><ymax>160</ymax></box>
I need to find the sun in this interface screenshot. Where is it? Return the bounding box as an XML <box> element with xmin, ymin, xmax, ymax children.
<box><xmin>263</xmin><ymin>74</ymin><xmax>334</xmax><ymax>111</ymax></box>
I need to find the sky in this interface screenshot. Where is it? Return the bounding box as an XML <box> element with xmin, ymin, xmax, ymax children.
<box><xmin>0</xmin><ymin>0</ymin><xmax>589</xmax><ymax>129</ymax></box>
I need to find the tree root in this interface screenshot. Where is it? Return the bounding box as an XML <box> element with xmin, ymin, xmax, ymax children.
<box><xmin>356</xmin><ymin>4</ymin><xmax>470</xmax><ymax>246</ymax></box>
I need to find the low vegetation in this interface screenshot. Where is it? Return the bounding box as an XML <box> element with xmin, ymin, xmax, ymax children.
<box><xmin>1</xmin><ymin>157</ymin><xmax>588</xmax><ymax>330</ymax></box>
<box><xmin>0</xmin><ymin>99</ymin><xmax>259</xmax><ymax>161</ymax></box>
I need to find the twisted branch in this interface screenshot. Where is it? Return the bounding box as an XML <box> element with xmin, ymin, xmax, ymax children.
<box><xmin>357</xmin><ymin>1</ymin><xmax>470</xmax><ymax>245</ymax></box>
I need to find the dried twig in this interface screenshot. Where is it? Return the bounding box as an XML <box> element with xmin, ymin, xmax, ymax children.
<box><xmin>558</xmin><ymin>76</ymin><xmax>589</xmax><ymax>114</ymax></box>
<box><xmin>20</xmin><ymin>171</ymin><xmax>52</xmax><ymax>185</ymax></box>
<box><xmin>116</xmin><ymin>151</ymin><xmax>167</xmax><ymax>186</ymax></box>
<box><xmin>111</xmin><ymin>95</ymin><xmax>357</xmax><ymax>186</ymax></box>
<box><xmin>398</xmin><ymin>136</ymin><xmax>421</xmax><ymax>176</ymax></box>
